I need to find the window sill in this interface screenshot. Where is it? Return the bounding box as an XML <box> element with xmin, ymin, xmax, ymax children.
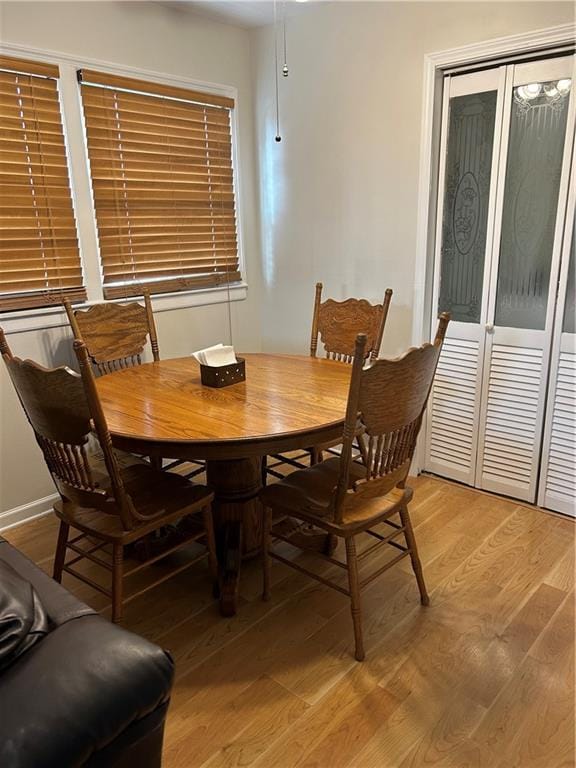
<box><xmin>0</xmin><ymin>283</ymin><xmax>248</xmax><ymax>335</ymax></box>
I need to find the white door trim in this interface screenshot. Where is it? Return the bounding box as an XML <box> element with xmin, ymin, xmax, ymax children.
<box><xmin>412</xmin><ymin>22</ymin><xmax>576</xmax><ymax>474</ymax></box>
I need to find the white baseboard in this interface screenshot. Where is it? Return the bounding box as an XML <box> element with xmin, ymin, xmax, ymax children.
<box><xmin>0</xmin><ymin>493</ymin><xmax>57</xmax><ymax>532</ymax></box>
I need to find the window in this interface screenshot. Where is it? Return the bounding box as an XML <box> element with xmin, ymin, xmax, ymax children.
<box><xmin>0</xmin><ymin>49</ymin><xmax>243</xmax><ymax>322</ymax></box>
<box><xmin>0</xmin><ymin>55</ymin><xmax>85</xmax><ymax>311</ymax></box>
<box><xmin>79</xmin><ymin>70</ymin><xmax>240</xmax><ymax>299</ymax></box>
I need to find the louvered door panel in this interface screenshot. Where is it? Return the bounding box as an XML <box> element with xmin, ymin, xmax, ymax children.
<box><xmin>478</xmin><ymin>344</ymin><xmax>543</xmax><ymax>501</ymax></box>
<box><xmin>425</xmin><ymin>338</ymin><xmax>480</xmax><ymax>484</ymax></box>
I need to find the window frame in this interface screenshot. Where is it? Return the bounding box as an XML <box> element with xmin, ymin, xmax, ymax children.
<box><xmin>0</xmin><ymin>43</ymin><xmax>247</xmax><ymax>333</ymax></box>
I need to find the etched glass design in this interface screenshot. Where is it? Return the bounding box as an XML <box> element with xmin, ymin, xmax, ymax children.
<box><xmin>438</xmin><ymin>90</ymin><xmax>497</xmax><ymax>323</ymax></box>
<box><xmin>495</xmin><ymin>79</ymin><xmax>571</xmax><ymax>330</ymax></box>
<box><xmin>563</xmin><ymin>219</ymin><xmax>575</xmax><ymax>334</ymax></box>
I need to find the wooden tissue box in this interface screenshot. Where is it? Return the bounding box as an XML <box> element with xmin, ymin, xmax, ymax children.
<box><xmin>200</xmin><ymin>357</ymin><xmax>246</xmax><ymax>388</ymax></box>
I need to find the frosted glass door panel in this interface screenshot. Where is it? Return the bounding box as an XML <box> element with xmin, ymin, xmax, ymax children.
<box><xmin>438</xmin><ymin>91</ymin><xmax>497</xmax><ymax>323</ymax></box>
<box><xmin>495</xmin><ymin>79</ymin><xmax>571</xmax><ymax>330</ymax></box>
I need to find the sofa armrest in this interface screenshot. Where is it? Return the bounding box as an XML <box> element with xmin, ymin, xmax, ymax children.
<box><xmin>0</xmin><ymin>615</ymin><xmax>174</xmax><ymax>768</ymax></box>
<box><xmin>0</xmin><ymin>538</ymin><xmax>95</xmax><ymax>627</ymax></box>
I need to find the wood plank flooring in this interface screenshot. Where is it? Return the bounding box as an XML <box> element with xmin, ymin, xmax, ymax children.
<box><xmin>3</xmin><ymin>476</ymin><xmax>574</xmax><ymax>768</ymax></box>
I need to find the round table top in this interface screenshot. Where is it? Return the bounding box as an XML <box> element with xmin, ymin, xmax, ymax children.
<box><xmin>96</xmin><ymin>353</ymin><xmax>352</xmax><ymax>460</ymax></box>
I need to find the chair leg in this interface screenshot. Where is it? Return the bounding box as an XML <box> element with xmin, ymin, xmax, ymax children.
<box><xmin>400</xmin><ymin>504</ymin><xmax>429</xmax><ymax>606</ymax></box>
<box><xmin>149</xmin><ymin>455</ymin><xmax>163</xmax><ymax>471</ymax></box>
<box><xmin>112</xmin><ymin>543</ymin><xmax>124</xmax><ymax>623</ymax></box>
<box><xmin>202</xmin><ymin>505</ymin><xmax>219</xmax><ymax>597</ymax></box>
<box><xmin>262</xmin><ymin>506</ymin><xmax>272</xmax><ymax>601</ymax></box>
<box><xmin>53</xmin><ymin>520</ymin><xmax>69</xmax><ymax>583</ymax></box>
<box><xmin>345</xmin><ymin>536</ymin><xmax>365</xmax><ymax>661</ymax></box>
<box><xmin>310</xmin><ymin>447</ymin><xmax>322</xmax><ymax>465</ymax></box>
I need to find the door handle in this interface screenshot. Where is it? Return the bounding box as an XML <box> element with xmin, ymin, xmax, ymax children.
<box><xmin>485</xmin><ymin>323</ymin><xmax>494</xmax><ymax>333</ymax></box>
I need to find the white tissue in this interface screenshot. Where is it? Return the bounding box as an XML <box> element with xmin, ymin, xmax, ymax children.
<box><xmin>192</xmin><ymin>343</ymin><xmax>237</xmax><ymax>367</ymax></box>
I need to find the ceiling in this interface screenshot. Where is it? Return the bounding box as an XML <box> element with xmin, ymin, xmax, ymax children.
<box><xmin>184</xmin><ymin>1</ymin><xmax>311</xmax><ymax>28</ymax></box>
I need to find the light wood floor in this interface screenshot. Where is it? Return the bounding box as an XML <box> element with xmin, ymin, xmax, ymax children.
<box><xmin>4</xmin><ymin>476</ymin><xmax>575</xmax><ymax>768</ymax></box>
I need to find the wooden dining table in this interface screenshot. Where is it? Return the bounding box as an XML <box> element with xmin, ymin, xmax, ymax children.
<box><xmin>96</xmin><ymin>352</ymin><xmax>351</xmax><ymax>615</ymax></box>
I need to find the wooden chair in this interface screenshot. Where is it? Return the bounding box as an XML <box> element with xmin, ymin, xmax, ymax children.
<box><xmin>0</xmin><ymin>328</ymin><xmax>218</xmax><ymax>623</ymax></box>
<box><xmin>265</xmin><ymin>283</ymin><xmax>393</xmax><ymax>480</ymax></box>
<box><xmin>310</xmin><ymin>282</ymin><xmax>393</xmax><ymax>363</ymax></box>
<box><xmin>63</xmin><ymin>292</ymin><xmax>160</xmax><ymax>375</ymax></box>
<box><xmin>260</xmin><ymin>313</ymin><xmax>450</xmax><ymax>661</ymax></box>
<box><xmin>64</xmin><ymin>293</ymin><xmax>203</xmax><ymax>478</ymax></box>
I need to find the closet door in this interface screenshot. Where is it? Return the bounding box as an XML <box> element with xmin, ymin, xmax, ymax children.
<box><xmin>539</xmin><ymin>140</ymin><xmax>576</xmax><ymax>516</ymax></box>
<box><xmin>476</xmin><ymin>56</ymin><xmax>575</xmax><ymax>502</ymax></box>
<box><xmin>425</xmin><ymin>69</ymin><xmax>506</xmax><ymax>484</ymax></box>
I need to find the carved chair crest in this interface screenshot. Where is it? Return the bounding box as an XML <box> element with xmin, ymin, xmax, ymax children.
<box><xmin>64</xmin><ymin>293</ymin><xmax>159</xmax><ymax>374</ymax></box>
<box><xmin>310</xmin><ymin>283</ymin><xmax>392</xmax><ymax>363</ymax></box>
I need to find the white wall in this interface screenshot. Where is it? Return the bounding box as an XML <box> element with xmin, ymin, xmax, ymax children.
<box><xmin>252</xmin><ymin>1</ymin><xmax>575</xmax><ymax>357</ymax></box>
<box><xmin>0</xmin><ymin>1</ymin><xmax>263</xmax><ymax>523</ymax></box>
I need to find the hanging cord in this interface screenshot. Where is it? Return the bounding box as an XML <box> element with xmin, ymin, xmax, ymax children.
<box><xmin>274</xmin><ymin>0</ymin><xmax>281</xmax><ymax>142</ymax></box>
<box><xmin>282</xmin><ymin>0</ymin><xmax>288</xmax><ymax>77</ymax></box>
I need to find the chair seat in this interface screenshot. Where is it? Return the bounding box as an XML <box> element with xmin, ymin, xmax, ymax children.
<box><xmin>260</xmin><ymin>457</ymin><xmax>357</xmax><ymax>514</ymax></box>
<box><xmin>87</xmin><ymin>439</ymin><xmax>145</xmax><ymax>481</ymax></box>
<box><xmin>339</xmin><ymin>486</ymin><xmax>410</xmax><ymax>528</ymax></box>
<box><xmin>55</xmin><ymin>464</ymin><xmax>213</xmax><ymax>544</ymax></box>
<box><xmin>260</xmin><ymin>456</ymin><xmax>410</xmax><ymax>532</ymax></box>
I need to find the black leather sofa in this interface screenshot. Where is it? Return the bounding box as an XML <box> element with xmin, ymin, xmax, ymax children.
<box><xmin>0</xmin><ymin>535</ymin><xmax>174</xmax><ymax>768</ymax></box>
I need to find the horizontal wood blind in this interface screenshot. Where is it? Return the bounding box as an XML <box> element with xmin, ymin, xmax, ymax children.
<box><xmin>79</xmin><ymin>70</ymin><xmax>240</xmax><ymax>299</ymax></box>
<box><xmin>0</xmin><ymin>56</ymin><xmax>85</xmax><ymax>311</ymax></box>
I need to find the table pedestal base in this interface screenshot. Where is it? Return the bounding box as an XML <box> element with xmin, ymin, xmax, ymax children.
<box><xmin>207</xmin><ymin>457</ymin><xmax>263</xmax><ymax>616</ymax></box>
